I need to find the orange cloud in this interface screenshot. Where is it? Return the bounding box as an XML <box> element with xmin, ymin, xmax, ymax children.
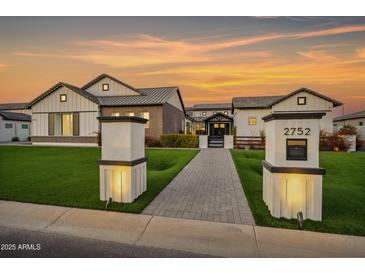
<box><xmin>357</xmin><ymin>48</ymin><xmax>365</xmax><ymax>59</ymax></box>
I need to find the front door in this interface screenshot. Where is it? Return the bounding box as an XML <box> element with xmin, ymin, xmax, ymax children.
<box><xmin>210</xmin><ymin>123</ymin><xmax>228</xmax><ymax>136</ymax></box>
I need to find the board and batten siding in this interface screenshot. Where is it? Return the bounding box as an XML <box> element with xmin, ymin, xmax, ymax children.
<box><xmin>31</xmin><ymin>86</ymin><xmax>99</xmax><ymax>137</ymax></box>
<box><xmin>85</xmin><ymin>77</ymin><xmax>140</xmax><ymax>97</ymax></box>
<box><xmin>166</xmin><ymin>91</ymin><xmax>184</xmax><ymax>111</ymax></box>
<box><xmin>234</xmin><ymin>109</ymin><xmax>271</xmax><ymax>136</ymax></box>
<box><xmin>272</xmin><ymin>91</ymin><xmax>334</xmax><ymax>133</ymax></box>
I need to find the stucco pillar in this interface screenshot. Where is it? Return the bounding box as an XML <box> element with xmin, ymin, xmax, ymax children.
<box><xmin>98</xmin><ymin>116</ymin><xmax>148</xmax><ymax>203</ymax></box>
<box><xmin>262</xmin><ymin>112</ymin><xmax>326</xmax><ymax>221</ymax></box>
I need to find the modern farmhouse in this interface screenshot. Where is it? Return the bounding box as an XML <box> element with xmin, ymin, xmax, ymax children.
<box><xmin>187</xmin><ymin>88</ymin><xmax>342</xmax><ymax>136</ymax></box>
<box><xmin>26</xmin><ymin>74</ymin><xmax>186</xmax><ymax>146</ymax></box>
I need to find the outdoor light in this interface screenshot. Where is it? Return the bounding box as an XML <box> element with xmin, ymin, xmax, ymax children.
<box><xmin>105</xmin><ymin>197</ymin><xmax>112</xmax><ymax>209</ymax></box>
<box><xmin>297</xmin><ymin>211</ymin><xmax>304</xmax><ymax>230</ymax></box>
<box><xmin>98</xmin><ymin>116</ymin><xmax>148</xmax><ymax>203</ymax></box>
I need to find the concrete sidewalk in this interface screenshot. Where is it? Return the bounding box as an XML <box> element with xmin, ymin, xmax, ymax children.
<box><xmin>0</xmin><ymin>200</ymin><xmax>364</xmax><ymax>258</ymax></box>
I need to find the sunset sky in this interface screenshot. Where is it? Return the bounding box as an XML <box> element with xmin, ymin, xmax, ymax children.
<box><xmin>0</xmin><ymin>16</ymin><xmax>365</xmax><ymax>115</ymax></box>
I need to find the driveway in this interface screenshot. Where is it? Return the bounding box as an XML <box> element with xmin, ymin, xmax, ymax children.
<box><xmin>143</xmin><ymin>148</ymin><xmax>255</xmax><ymax>225</ymax></box>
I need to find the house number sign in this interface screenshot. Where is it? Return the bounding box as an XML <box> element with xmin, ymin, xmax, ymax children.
<box><xmin>283</xmin><ymin>127</ymin><xmax>311</xmax><ymax>136</ymax></box>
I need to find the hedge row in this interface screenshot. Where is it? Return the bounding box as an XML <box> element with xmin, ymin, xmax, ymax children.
<box><xmin>160</xmin><ymin>134</ymin><xmax>199</xmax><ymax>148</ymax></box>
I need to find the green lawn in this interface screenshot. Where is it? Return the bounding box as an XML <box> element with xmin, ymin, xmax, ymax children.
<box><xmin>230</xmin><ymin>149</ymin><xmax>365</xmax><ymax>236</ymax></box>
<box><xmin>0</xmin><ymin>146</ymin><xmax>198</xmax><ymax>213</ymax></box>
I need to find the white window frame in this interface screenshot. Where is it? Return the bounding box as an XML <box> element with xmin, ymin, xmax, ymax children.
<box><xmin>248</xmin><ymin>117</ymin><xmax>257</xmax><ymax>126</ymax></box>
<box><xmin>60</xmin><ymin>94</ymin><xmax>67</xmax><ymax>102</ymax></box>
<box><xmin>141</xmin><ymin>112</ymin><xmax>150</xmax><ymax>128</ymax></box>
<box><xmin>102</xmin><ymin>83</ymin><xmax>109</xmax><ymax>91</ymax></box>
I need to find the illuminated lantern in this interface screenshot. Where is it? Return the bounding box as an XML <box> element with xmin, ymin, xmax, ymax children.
<box><xmin>97</xmin><ymin>116</ymin><xmax>148</xmax><ymax>203</ymax></box>
<box><xmin>262</xmin><ymin>112</ymin><xmax>326</xmax><ymax>221</ymax></box>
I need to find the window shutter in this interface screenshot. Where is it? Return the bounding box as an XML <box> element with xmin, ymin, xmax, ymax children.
<box><xmin>48</xmin><ymin>113</ymin><xmax>54</xmax><ymax>136</ymax></box>
<box><xmin>73</xmin><ymin>112</ymin><xmax>80</xmax><ymax>136</ymax></box>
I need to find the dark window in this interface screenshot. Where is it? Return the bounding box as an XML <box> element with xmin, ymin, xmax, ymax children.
<box><xmin>297</xmin><ymin>97</ymin><xmax>307</xmax><ymax>105</ymax></box>
<box><xmin>22</xmin><ymin>124</ymin><xmax>28</xmax><ymax>129</ymax></box>
<box><xmin>5</xmin><ymin>123</ymin><xmax>12</xmax><ymax>129</ymax></box>
<box><xmin>102</xmin><ymin>83</ymin><xmax>109</xmax><ymax>91</ymax></box>
<box><xmin>60</xmin><ymin>94</ymin><xmax>67</xmax><ymax>102</ymax></box>
<box><xmin>360</xmin><ymin>121</ymin><xmax>363</xmax><ymax>126</ymax></box>
<box><xmin>286</xmin><ymin>139</ymin><xmax>307</xmax><ymax>161</ymax></box>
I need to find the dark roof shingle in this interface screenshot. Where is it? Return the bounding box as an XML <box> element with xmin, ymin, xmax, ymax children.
<box><xmin>233</xmin><ymin>96</ymin><xmax>284</xmax><ymax>109</ymax></box>
<box><xmin>97</xmin><ymin>87</ymin><xmax>179</xmax><ymax>106</ymax></box>
<box><xmin>0</xmin><ymin>103</ymin><xmax>28</xmax><ymax>110</ymax></box>
<box><xmin>334</xmin><ymin>110</ymin><xmax>365</xmax><ymax>122</ymax></box>
<box><xmin>189</xmin><ymin>103</ymin><xmax>232</xmax><ymax>111</ymax></box>
<box><xmin>0</xmin><ymin>111</ymin><xmax>31</xmax><ymax>122</ymax></box>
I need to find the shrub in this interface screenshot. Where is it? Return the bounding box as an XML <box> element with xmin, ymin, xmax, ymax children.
<box><xmin>320</xmin><ymin>130</ymin><xmax>350</xmax><ymax>151</ymax></box>
<box><xmin>338</xmin><ymin>124</ymin><xmax>357</xmax><ymax>135</ymax></box>
<box><xmin>11</xmin><ymin>136</ymin><xmax>19</xmax><ymax>142</ymax></box>
<box><xmin>337</xmin><ymin>124</ymin><xmax>364</xmax><ymax>150</ymax></box>
<box><xmin>160</xmin><ymin>134</ymin><xmax>199</xmax><ymax>148</ymax></box>
<box><xmin>145</xmin><ymin>136</ymin><xmax>161</xmax><ymax>147</ymax></box>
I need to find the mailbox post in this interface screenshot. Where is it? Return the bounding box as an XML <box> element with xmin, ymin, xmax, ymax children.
<box><xmin>97</xmin><ymin>116</ymin><xmax>148</xmax><ymax>203</ymax></box>
<box><xmin>262</xmin><ymin>112</ymin><xmax>326</xmax><ymax>221</ymax></box>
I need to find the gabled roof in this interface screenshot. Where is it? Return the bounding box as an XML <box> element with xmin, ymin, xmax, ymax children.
<box><xmin>188</xmin><ymin>103</ymin><xmax>232</xmax><ymax>111</ymax></box>
<box><xmin>233</xmin><ymin>95</ymin><xmax>284</xmax><ymax>109</ymax></box>
<box><xmin>334</xmin><ymin>110</ymin><xmax>365</xmax><ymax>122</ymax></box>
<box><xmin>0</xmin><ymin>111</ymin><xmax>31</xmax><ymax>122</ymax></box>
<box><xmin>233</xmin><ymin>88</ymin><xmax>343</xmax><ymax>111</ymax></box>
<box><xmin>0</xmin><ymin>103</ymin><xmax>28</xmax><ymax>110</ymax></box>
<box><xmin>26</xmin><ymin>82</ymin><xmax>99</xmax><ymax>108</ymax></box>
<box><xmin>203</xmin><ymin>112</ymin><xmax>233</xmax><ymax>122</ymax></box>
<box><xmin>97</xmin><ymin>86</ymin><xmax>186</xmax><ymax>114</ymax></box>
<box><xmin>269</xmin><ymin>88</ymin><xmax>343</xmax><ymax>108</ymax></box>
<box><xmin>81</xmin><ymin>73</ymin><xmax>142</xmax><ymax>95</ymax></box>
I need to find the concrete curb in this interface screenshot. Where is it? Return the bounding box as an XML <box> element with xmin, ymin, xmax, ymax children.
<box><xmin>0</xmin><ymin>200</ymin><xmax>364</xmax><ymax>258</ymax></box>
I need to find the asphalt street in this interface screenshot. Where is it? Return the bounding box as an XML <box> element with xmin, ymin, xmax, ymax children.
<box><xmin>0</xmin><ymin>225</ymin><xmax>212</xmax><ymax>258</ymax></box>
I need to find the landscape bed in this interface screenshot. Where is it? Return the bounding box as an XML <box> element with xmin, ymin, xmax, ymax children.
<box><xmin>230</xmin><ymin>149</ymin><xmax>365</xmax><ymax>236</ymax></box>
<box><xmin>0</xmin><ymin>146</ymin><xmax>198</xmax><ymax>213</ymax></box>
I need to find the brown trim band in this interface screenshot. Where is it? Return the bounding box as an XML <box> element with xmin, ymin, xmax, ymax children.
<box><xmin>262</xmin><ymin>112</ymin><xmax>326</xmax><ymax>122</ymax></box>
<box><xmin>98</xmin><ymin>157</ymin><xmax>148</xmax><ymax>166</ymax></box>
<box><xmin>97</xmin><ymin>116</ymin><xmax>148</xmax><ymax>124</ymax></box>
<box><xmin>31</xmin><ymin>136</ymin><xmax>98</xmax><ymax>143</ymax></box>
<box><xmin>262</xmin><ymin>160</ymin><xmax>326</xmax><ymax>175</ymax></box>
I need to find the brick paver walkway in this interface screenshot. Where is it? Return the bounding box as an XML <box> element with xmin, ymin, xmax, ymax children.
<box><xmin>143</xmin><ymin>149</ymin><xmax>255</xmax><ymax>225</ymax></box>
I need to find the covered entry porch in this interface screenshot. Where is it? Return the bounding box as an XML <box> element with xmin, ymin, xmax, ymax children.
<box><xmin>204</xmin><ymin>113</ymin><xmax>233</xmax><ymax>148</ymax></box>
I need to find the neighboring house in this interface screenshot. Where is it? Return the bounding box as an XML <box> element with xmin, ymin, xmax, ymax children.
<box><xmin>0</xmin><ymin>111</ymin><xmax>31</xmax><ymax>142</ymax></box>
<box><xmin>0</xmin><ymin>102</ymin><xmax>32</xmax><ymax>115</ymax></box>
<box><xmin>333</xmin><ymin>110</ymin><xmax>365</xmax><ymax>140</ymax></box>
<box><xmin>232</xmin><ymin>88</ymin><xmax>342</xmax><ymax>137</ymax></box>
<box><xmin>186</xmin><ymin>103</ymin><xmax>232</xmax><ymax>135</ymax></box>
<box><xmin>26</xmin><ymin>74</ymin><xmax>186</xmax><ymax>146</ymax></box>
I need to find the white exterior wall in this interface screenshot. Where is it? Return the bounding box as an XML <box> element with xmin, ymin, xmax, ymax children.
<box><xmin>166</xmin><ymin>91</ymin><xmax>183</xmax><ymax>111</ymax></box>
<box><xmin>234</xmin><ymin>109</ymin><xmax>271</xmax><ymax>136</ymax></box>
<box><xmin>0</xmin><ymin>118</ymin><xmax>31</xmax><ymax>142</ymax></box>
<box><xmin>334</xmin><ymin>118</ymin><xmax>365</xmax><ymax>140</ymax></box>
<box><xmin>266</xmin><ymin>119</ymin><xmax>321</xmax><ymax>168</ymax></box>
<box><xmin>263</xmin><ymin>169</ymin><xmax>322</xmax><ymax>220</ymax></box>
<box><xmin>272</xmin><ymin>91</ymin><xmax>334</xmax><ymax>133</ymax></box>
<box><xmin>85</xmin><ymin>77</ymin><xmax>139</xmax><ymax>97</ymax></box>
<box><xmin>31</xmin><ymin>86</ymin><xmax>99</xmax><ymax>137</ymax></box>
